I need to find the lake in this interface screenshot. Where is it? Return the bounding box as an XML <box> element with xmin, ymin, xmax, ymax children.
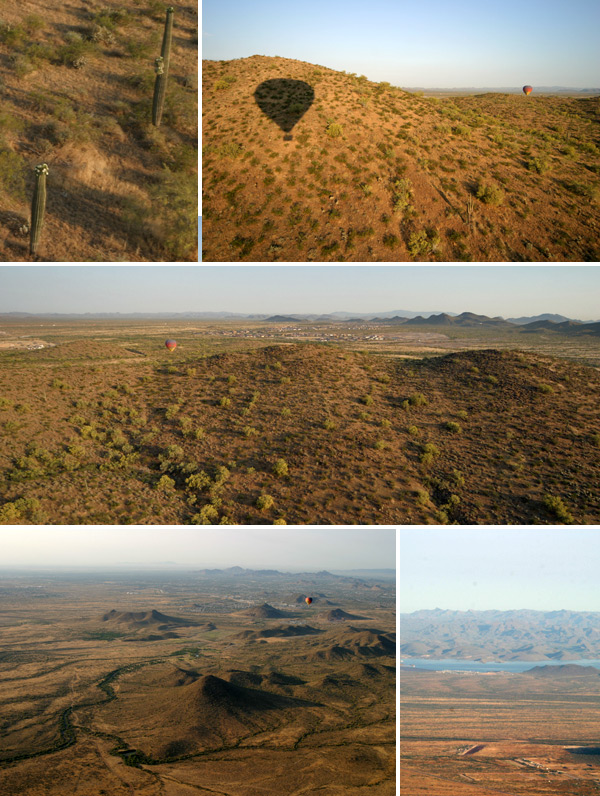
<box><xmin>400</xmin><ymin>658</ymin><xmax>600</xmax><ymax>673</ymax></box>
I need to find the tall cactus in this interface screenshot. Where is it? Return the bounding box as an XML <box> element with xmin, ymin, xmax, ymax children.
<box><xmin>30</xmin><ymin>163</ymin><xmax>48</xmax><ymax>258</ymax></box>
<box><xmin>152</xmin><ymin>6</ymin><xmax>174</xmax><ymax>127</ymax></box>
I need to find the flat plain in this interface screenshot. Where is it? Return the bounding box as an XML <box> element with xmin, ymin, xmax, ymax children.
<box><xmin>0</xmin><ymin>567</ymin><xmax>395</xmax><ymax>795</ymax></box>
<box><xmin>1</xmin><ymin>315</ymin><xmax>600</xmax><ymax>524</ymax></box>
<box><xmin>0</xmin><ymin>0</ymin><xmax>197</xmax><ymax>261</ymax></box>
<box><xmin>202</xmin><ymin>55</ymin><xmax>600</xmax><ymax>262</ymax></box>
<box><xmin>401</xmin><ymin>665</ymin><xmax>600</xmax><ymax>796</ymax></box>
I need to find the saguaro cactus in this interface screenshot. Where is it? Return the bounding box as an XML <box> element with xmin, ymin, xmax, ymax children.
<box><xmin>30</xmin><ymin>163</ymin><xmax>48</xmax><ymax>257</ymax></box>
<box><xmin>152</xmin><ymin>6</ymin><xmax>174</xmax><ymax>127</ymax></box>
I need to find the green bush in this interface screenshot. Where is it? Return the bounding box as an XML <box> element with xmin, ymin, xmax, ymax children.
<box><xmin>361</xmin><ymin>395</ymin><xmax>374</xmax><ymax>406</ymax></box>
<box><xmin>219</xmin><ymin>396</ymin><xmax>231</xmax><ymax>408</ymax></box>
<box><xmin>0</xmin><ymin>149</ymin><xmax>27</xmax><ymax>201</ymax></box>
<box><xmin>476</xmin><ymin>182</ymin><xmax>504</xmax><ymax>205</ymax></box>
<box><xmin>408</xmin><ymin>228</ymin><xmax>441</xmax><ymax>257</ymax></box>
<box><xmin>156</xmin><ymin>474</ymin><xmax>175</xmax><ymax>491</ymax></box>
<box><xmin>326</xmin><ymin>122</ymin><xmax>343</xmax><ymax>138</ymax></box>
<box><xmin>272</xmin><ymin>458</ymin><xmax>289</xmax><ymax>477</ymax></box>
<box><xmin>444</xmin><ymin>421</ymin><xmax>462</xmax><ymax>433</ymax></box>
<box><xmin>391</xmin><ymin>178</ymin><xmax>412</xmax><ymax>213</ymax></box>
<box><xmin>191</xmin><ymin>504</ymin><xmax>220</xmax><ymax>524</ymax></box>
<box><xmin>256</xmin><ymin>494</ymin><xmax>274</xmax><ymax>510</ymax></box>
<box><xmin>543</xmin><ymin>494</ymin><xmax>574</xmax><ymax>523</ymax></box>
<box><xmin>408</xmin><ymin>393</ymin><xmax>427</xmax><ymax>407</ymax></box>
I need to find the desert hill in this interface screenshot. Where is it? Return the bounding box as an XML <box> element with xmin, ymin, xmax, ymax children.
<box><xmin>0</xmin><ymin>0</ymin><xmax>197</xmax><ymax>261</ymax></box>
<box><xmin>237</xmin><ymin>603</ymin><xmax>286</xmax><ymax>619</ymax></box>
<box><xmin>101</xmin><ymin>609</ymin><xmax>198</xmax><ymax>629</ymax></box>
<box><xmin>1</xmin><ymin>342</ymin><xmax>599</xmax><ymax>524</ymax></box>
<box><xmin>202</xmin><ymin>55</ymin><xmax>600</xmax><ymax>262</ymax></box>
<box><xmin>326</xmin><ymin>608</ymin><xmax>368</xmax><ymax>621</ymax></box>
<box><xmin>525</xmin><ymin>664</ymin><xmax>600</xmax><ymax>678</ymax></box>
<box><xmin>402</xmin><ymin>609</ymin><xmax>600</xmax><ymax>661</ymax></box>
<box><xmin>235</xmin><ymin>625</ymin><xmax>323</xmax><ymax>640</ymax></box>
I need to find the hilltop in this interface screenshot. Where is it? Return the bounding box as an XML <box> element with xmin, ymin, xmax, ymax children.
<box><xmin>0</xmin><ymin>0</ymin><xmax>197</xmax><ymax>261</ymax></box>
<box><xmin>202</xmin><ymin>55</ymin><xmax>600</xmax><ymax>262</ymax></box>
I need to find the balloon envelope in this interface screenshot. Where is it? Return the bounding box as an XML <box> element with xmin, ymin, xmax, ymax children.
<box><xmin>165</xmin><ymin>339</ymin><xmax>177</xmax><ymax>351</ymax></box>
<box><xmin>523</xmin><ymin>85</ymin><xmax>533</xmax><ymax>95</ymax></box>
<box><xmin>305</xmin><ymin>597</ymin><xmax>313</xmax><ymax>605</ymax></box>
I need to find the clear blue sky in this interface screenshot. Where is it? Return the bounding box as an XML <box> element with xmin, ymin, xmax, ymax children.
<box><xmin>0</xmin><ymin>527</ymin><xmax>395</xmax><ymax>569</ymax></box>
<box><xmin>1</xmin><ymin>266</ymin><xmax>599</xmax><ymax>319</ymax></box>
<box><xmin>401</xmin><ymin>528</ymin><xmax>600</xmax><ymax>612</ymax></box>
<box><xmin>202</xmin><ymin>0</ymin><xmax>600</xmax><ymax>87</ymax></box>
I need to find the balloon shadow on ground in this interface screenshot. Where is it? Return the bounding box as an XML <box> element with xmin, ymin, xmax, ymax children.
<box><xmin>254</xmin><ymin>79</ymin><xmax>314</xmax><ymax>140</ymax></box>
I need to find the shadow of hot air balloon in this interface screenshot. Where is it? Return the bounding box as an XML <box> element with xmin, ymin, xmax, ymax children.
<box><xmin>254</xmin><ymin>79</ymin><xmax>314</xmax><ymax>140</ymax></box>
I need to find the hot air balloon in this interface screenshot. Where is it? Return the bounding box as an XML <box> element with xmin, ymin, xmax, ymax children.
<box><xmin>165</xmin><ymin>339</ymin><xmax>177</xmax><ymax>351</ymax></box>
<box><xmin>523</xmin><ymin>85</ymin><xmax>533</xmax><ymax>96</ymax></box>
<box><xmin>305</xmin><ymin>596</ymin><xmax>313</xmax><ymax>606</ymax></box>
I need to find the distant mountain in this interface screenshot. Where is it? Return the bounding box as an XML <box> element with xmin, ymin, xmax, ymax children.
<box><xmin>405</xmin><ymin>312</ymin><xmax>512</xmax><ymax>328</ymax></box>
<box><xmin>521</xmin><ymin>320</ymin><xmax>600</xmax><ymax>336</ymax></box>
<box><xmin>238</xmin><ymin>603</ymin><xmax>286</xmax><ymax>619</ymax></box>
<box><xmin>524</xmin><ymin>664</ymin><xmax>600</xmax><ymax>678</ymax></box>
<box><xmin>508</xmin><ymin>313</ymin><xmax>575</xmax><ymax>325</ymax></box>
<box><xmin>401</xmin><ymin>609</ymin><xmax>600</xmax><ymax>661</ymax></box>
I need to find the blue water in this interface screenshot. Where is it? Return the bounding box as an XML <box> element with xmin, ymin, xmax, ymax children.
<box><xmin>401</xmin><ymin>658</ymin><xmax>600</xmax><ymax>673</ymax></box>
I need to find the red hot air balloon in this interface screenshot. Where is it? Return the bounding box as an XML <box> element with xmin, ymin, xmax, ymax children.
<box><xmin>165</xmin><ymin>339</ymin><xmax>177</xmax><ymax>351</ymax></box>
<box><xmin>305</xmin><ymin>596</ymin><xmax>313</xmax><ymax>606</ymax></box>
<box><xmin>523</xmin><ymin>85</ymin><xmax>533</xmax><ymax>96</ymax></box>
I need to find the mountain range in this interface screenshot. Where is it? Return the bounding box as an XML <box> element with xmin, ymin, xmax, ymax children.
<box><xmin>401</xmin><ymin>609</ymin><xmax>600</xmax><ymax>662</ymax></box>
<box><xmin>1</xmin><ymin>311</ymin><xmax>598</xmax><ymax>323</ymax></box>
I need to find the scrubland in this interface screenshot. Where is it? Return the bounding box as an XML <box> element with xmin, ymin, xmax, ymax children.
<box><xmin>0</xmin><ymin>318</ymin><xmax>599</xmax><ymax>524</ymax></box>
<box><xmin>0</xmin><ymin>569</ymin><xmax>395</xmax><ymax>795</ymax></box>
<box><xmin>202</xmin><ymin>55</ymin><xmax>600</xmax><ymax>262</ymax></box>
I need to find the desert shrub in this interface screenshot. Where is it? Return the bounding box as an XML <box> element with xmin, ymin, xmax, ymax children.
<box><xmin>444</xmin><ymin>421</ymin><xmax>462</xmax><ymax>433</ymax></box>
<box><xmin>0</xmin><ymin>148</ymin><xmax>27</xmax><ymax>201</ymax></box>
<box><xmin>323</xmin><ymin>418</ymin><xmax>336</xmax><ymax>430</ymax></box>
<box><xmin>165</xmin><ymin>403</ymin><xmax>180</xmax><ymax>419</ymax></box>
<box><xmin>391</xmin><ymin>178</ymin><xmax>412</xmax><ymax>213</ymax></box>
<box><xmin>256</xmin><ymin>494</ymin><xmax>274</xmax><ymax>510</ymax></box>
<box><xmin>383</xmin><ymin>233</ymin><xmax>398</xmax><ymax>249</ymax></box>
<box><xmin>0</xmin><ymin>398</ymin><xmax>13</xmax><ymax>410</ymax></box>
<box><xmin>526</xmin><ymin>156</ymin><xmax>551</xmax><ymax>174</ymax></box>
<box><xmin>185</xmin><ymin>472</ymin><xmax>211</xmax><ymax>491</ymax></box>
<box><xmin>456</xmin><ymin>410</ymin><xmax>468</xmax><ymax>420</ymax></box>
<box><xmin>56</xmin><ymin>34</ymin><xmax>95</xmax><ymax>67</ymax></box>
<box><xmin>408</xmin><ymin>228</ymin><xmax>440</xmax><ymax>257</ymax></box>
<box><xmin>538</xmin><ymin>383</ymin><xmax>554</xmax><ymax>394</ymax></box>
<box><xmin>215</xmin><ymin>75</ymin><xmax>237</xmax><ymax>90</ymax></box>
<box><xmin>361</xmin><ymin>395</ymin><xmax>374</xmax><ymax>406</ymax></box>
<box><xmin>408</xmin><ymin>393</ymin><xmax>427</xmax><ymax>407</ymax></box>
<box><xmin>149</xmin><ymin>170</ymin><xmax>197</xmax><ymax>260</ymax></box>
<box><xmin>374</xmin><ymin>439</ymin><xmax>386</xmax><ymax>450</ymax></box>
<box><xmin>219</xmin><ymin>397</ymin><xmax>231</xmax><ymax>408</ymax></box>
<box><xmin>0</xmin><ymin>497</ymin><xmax>42</xmax><ymax>523</ymax></box>
<box><xmin>273</xmin><ymin>518</ymin><xmax>287</xmax><ymax>525</ymax></box>
<box><xmin>420</xmin><ymin>443</ymin><xmax>439</xmax><ymax>467</ymax></box>
<box><xmin>281</xmin><ymin>407</ymin><xmax>291</xmax><ymax>417</ymax></box>
<box><xmin>0</xmin><ymin>22</ymin><xmax>26</xmax><ymax>46</ymax></box>
<box><xmin>243</xmin><ymin>425</ymin><xmax>258</xmax><ymax>438</ymax></box>
<box><xmin>272</xmin><ymin>458</ymin><xmax>289</xmax><ymax>477</ymax></box>
<box><xmin>543</xmin><ymin>494</ymin><xmax>574</xmax><ymax>523</ymax></box>
<box><xmin>591</xmin><ymin>432</ymin><xmax>600</xmax><ymax>448</ymax></box>
<box><xmin>91</xmin><ymin>7</ymin><xmax>130</xmax><ymax>29</ymax></box>
<box><xmin>89</xmin><ymin>24</ymin><xmax>116</xmax><ymax>45</ymax></box>
<box><xmin>156</xmin><ymin>474</ymin><xmax>175</xmax><ymax>491</ymax></box>
<box><xmin>191</xmin><ymin>504</ymin><xmax>219</xmax><ymax>524</ymax></box>
<box><xmin>446</xmin><ymin>472</ymin><xmax>464</xmax><ymax>490</ymax></box>
<box><xmin>407</xmin><ymin>424</ymin><xmax>420</xmax><ymax>436</ymax></box>
<box><xmin>476</xmin><ymin>182</ymin><xmax>504</xmax><ymax>205</ymax></box>
<box><xmin>326</xmin><ymin>122</ymin><xmax>343</xmax><ymax>138</ymax></box>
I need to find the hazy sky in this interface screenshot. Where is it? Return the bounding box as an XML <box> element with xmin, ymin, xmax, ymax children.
<box><xmin>202</xmin><ymin>0</ymin><xmax>600</xmax><ymax>87</ymax></box>
<box><xmin>0</xmin><ymin>528</ymin><xmax>395</xmax><ymax>569</ymax></box>
<box><xmin>1</xmin><ymin>266</ymin><xmax>599</xmax><ymax>319</ymax></box>
<box><xmin>401</xmin><ymin>528</ymin><xmax>600</xmax><ymax>612</ymax></box>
